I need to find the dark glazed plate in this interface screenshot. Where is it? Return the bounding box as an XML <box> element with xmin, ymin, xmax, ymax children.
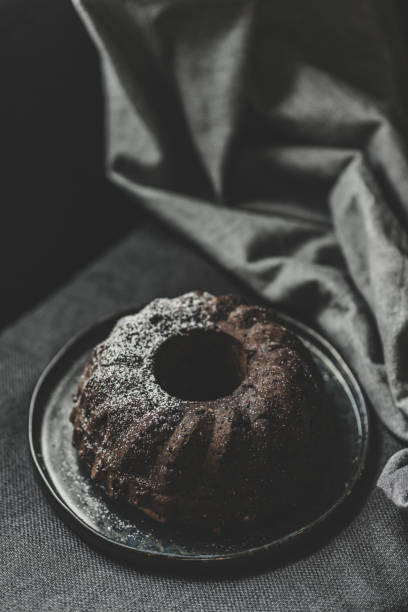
<box><xmin>29</xmin><ymin>306</ymin><xmax>369</xmax><ymax>569</ymax></box>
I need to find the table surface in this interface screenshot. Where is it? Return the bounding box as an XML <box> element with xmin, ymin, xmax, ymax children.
<box><xmin>1</xmin><ymin>217</ymin><xmax>407</xmax><ymax>612</ymax></box>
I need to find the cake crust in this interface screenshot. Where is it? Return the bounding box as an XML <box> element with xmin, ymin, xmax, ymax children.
<box><xmin>70</xmin><ymin>292</ymin><xmax>325</xmax><ymax>530</ymax></box>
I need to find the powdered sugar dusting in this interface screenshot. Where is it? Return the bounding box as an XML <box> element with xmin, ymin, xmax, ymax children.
<box><xmin>95</xmin><ymin>291</ymin><xmax>213</xmax><ymax>397</ymax></box>
<box><xmin>74</xmin><ymin>291</ymin><xmax>216</xmax><ymax>463</ymax></box>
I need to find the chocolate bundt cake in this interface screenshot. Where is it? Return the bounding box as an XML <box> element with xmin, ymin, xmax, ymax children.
<box><xmin>70</xmin><ymin>292</ymin><xmax>325</xmax><ymax>530</ymax></box>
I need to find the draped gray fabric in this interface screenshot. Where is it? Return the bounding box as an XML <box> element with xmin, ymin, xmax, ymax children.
<box><xmin>73</xmin><ymin>0</ymin><xmax>408</xmax><ymax>501</ymax></box>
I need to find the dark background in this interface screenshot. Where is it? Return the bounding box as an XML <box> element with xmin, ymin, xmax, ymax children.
<box><xmin>0</xmin><ymin>0</ymin><xmax>140</xmax><ymax>331</ymax></box>
<box><xmin>1</xmin><ymin>0</ymin><xmax>408</xmax><ymax>332</ymax></box>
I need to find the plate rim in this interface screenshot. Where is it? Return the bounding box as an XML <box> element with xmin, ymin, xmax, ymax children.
<box><xmin>28</xmin><ymin>304</ymin><xmax>370</xmax><ymax>567</ymax></box>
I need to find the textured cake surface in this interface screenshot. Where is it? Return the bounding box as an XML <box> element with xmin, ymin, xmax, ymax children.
<box><xmin>70</xmin><ymin>292</ymin><xmax>325</xmax><ymax>529</ymax></box>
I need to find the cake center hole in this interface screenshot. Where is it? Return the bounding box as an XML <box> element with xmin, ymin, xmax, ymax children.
<box><xmin>153</xmin><ymin>330</ymin><xmax>247</xmax><ymax>401</ymax></box>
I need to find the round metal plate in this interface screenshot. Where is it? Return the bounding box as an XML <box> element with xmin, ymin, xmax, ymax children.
<box><xmin>29</xmin><ymin>306</ymin><xmax>369</xmax><ymax>568</ymax></box>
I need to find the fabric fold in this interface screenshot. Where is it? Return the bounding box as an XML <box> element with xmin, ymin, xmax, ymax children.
<box><xmin>72</xmin><ymin>0</ymin><xmax>408</xmax><ymax>497</ymax></box>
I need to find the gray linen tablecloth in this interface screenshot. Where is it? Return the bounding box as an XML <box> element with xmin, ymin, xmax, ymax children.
<box><xmin>1</xmin><ymin>219</ymin><xmax>408</xmax><ymax>611</ymax></box>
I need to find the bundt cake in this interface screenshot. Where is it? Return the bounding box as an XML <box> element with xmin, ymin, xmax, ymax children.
<box><xmin>70</xmin><ymin>292</ymin><xmax>325</xmax><ymax>531</ymax></box>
